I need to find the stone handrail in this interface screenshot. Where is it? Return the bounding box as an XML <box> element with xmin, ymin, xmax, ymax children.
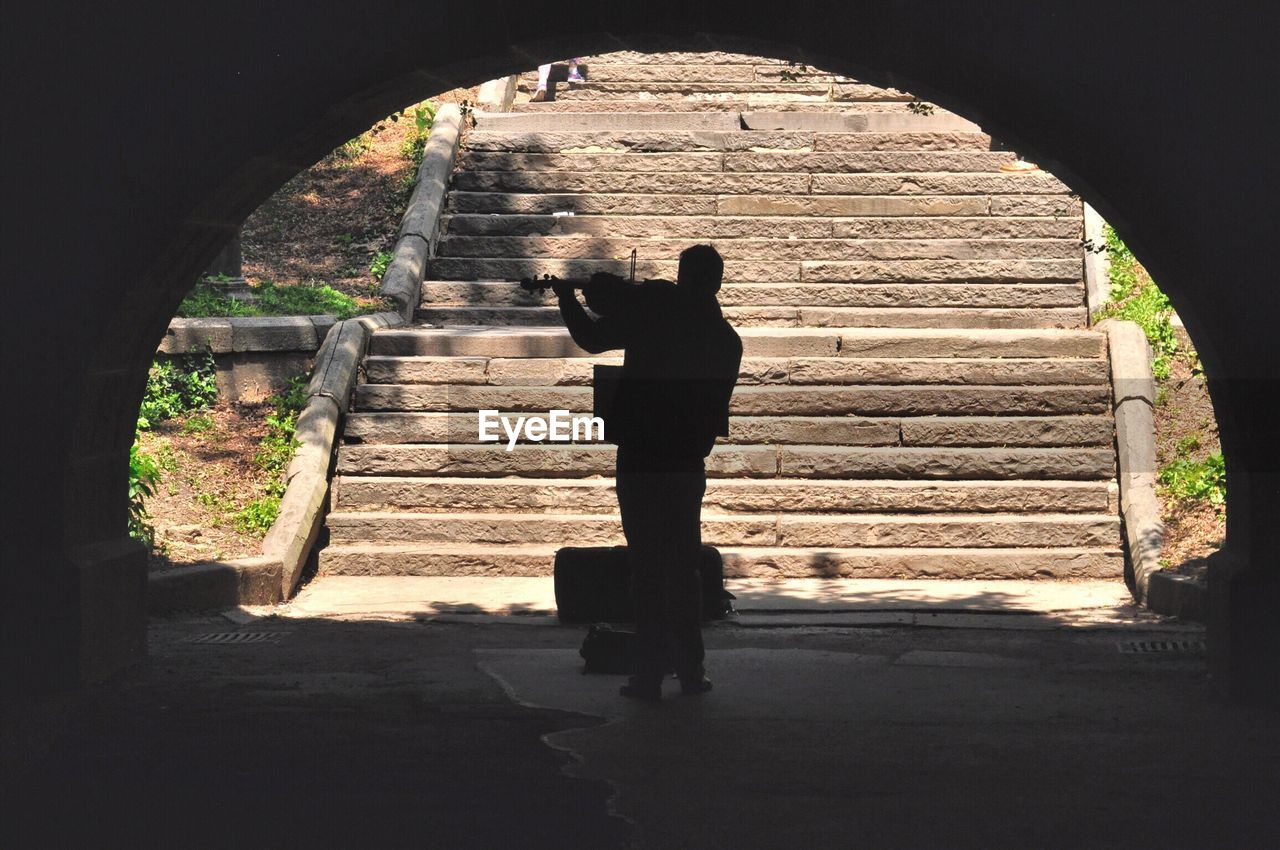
<box><xmin>380</xmin><ymin>103</ymin><xmax>464</xmax><ymax>320</ymax></box>
<box><xmin>1099</xmin><ymin>320</ymin><xmax>1169</xmax><ymax>606</ymax></box>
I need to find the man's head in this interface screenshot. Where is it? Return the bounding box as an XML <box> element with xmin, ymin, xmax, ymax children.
<box><xmin>677</xmin><ymin>244</ymin><xmax>724</xmax><ymax>294</ymax></box>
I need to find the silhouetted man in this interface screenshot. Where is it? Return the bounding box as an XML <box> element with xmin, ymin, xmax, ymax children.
<box><xmin>554</xmin><ymin>245</ymin><xmax>742</xmax><ymax>700</ymax></box>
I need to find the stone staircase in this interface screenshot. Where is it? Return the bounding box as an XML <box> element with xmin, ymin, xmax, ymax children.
<box><xmin>318</xmin><ymin>52</ymin><xmax>1123</xmax><ymax>582</ymax></box>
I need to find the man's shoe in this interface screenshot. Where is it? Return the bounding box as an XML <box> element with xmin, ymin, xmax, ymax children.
<box><xmin>567</xmin><ymin>68</ymin><xmax>585</xmax><ymax>83</ymax></box>
<box><xmin>530</xmin><ymin>88</ymin><xmax>547</xmax><ymax>102</ymax></box>
<box><xmin>678</xmin><ymin>674</ymin><xmax>713</xmax><ymax>696</ymax></box>
<box><xmin>619</xmin><ymin>676</ymin><xmax>662</xmax><ymax>701</ymax></box>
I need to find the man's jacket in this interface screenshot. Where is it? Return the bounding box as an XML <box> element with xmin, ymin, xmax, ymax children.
<box><xmin>558</xmin><ymin>275</ymin><xmax>742</xmax><ymax>459</ymax></box>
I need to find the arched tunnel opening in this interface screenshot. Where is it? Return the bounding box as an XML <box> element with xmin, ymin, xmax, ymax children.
<box><xmin>6</xmin><ymin>6</ymin><xmax>1280</xmax><ymax>846</ymax></box>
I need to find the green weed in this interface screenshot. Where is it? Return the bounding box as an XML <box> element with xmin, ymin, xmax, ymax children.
<box><xmin>128</xmin><ymin>438</ymin><xmax>161</xmax><ymax>546</ymax></box>
<box><xmin>370</xmin><ymin>250</ymin><xmax>394</xmax><ymax>281</ymax></box>
<box><xmin>400</xmin><ymin>101</ymin><xmax>438</xmax><ymax>167</ymax></box>
<box><xmin>138</xmin><ymin>351</ymin><xmax>218</xmax><ymax>430</ymax></box>
<box><xmin>181</xmin><ymin>413</ymin><xmax>215</xmax><ymax>435</ymax></box>
<box><xmin>1094</xmin><ymin>224</ymin><xmax>1178</xmax><ymax>380</ymax></box>
<box><xmin>1159</xmin><ymin>452</ymin><xmax>1226</xmax><ymax>506</ymax></box>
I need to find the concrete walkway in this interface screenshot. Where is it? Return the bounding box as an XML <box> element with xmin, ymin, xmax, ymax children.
<box><xmin>7</xmin><ymin>606</ymin><xmax>1273</xmax><ymax>849</ymax></box>
<box><xmin>280</xmin><ymin>575</ymin><xmax>1194</xmax><ymax>629</ymax></box>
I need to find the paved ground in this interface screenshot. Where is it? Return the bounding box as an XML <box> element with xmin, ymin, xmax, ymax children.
<box><xmin>3</xmin><ymin>602</ymin><xmax>1277</xmax><ymax>849</ymax></box>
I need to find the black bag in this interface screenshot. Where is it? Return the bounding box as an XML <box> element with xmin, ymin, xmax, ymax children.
<box><xmin>554</xmin><ymin>544</ymin><xmax>736</xmax><ymax>624</ymax></box>
<box><xmin>578</xmin><ymin>624</ymin><xmax>639</xmax><ymax>674</ymax></box>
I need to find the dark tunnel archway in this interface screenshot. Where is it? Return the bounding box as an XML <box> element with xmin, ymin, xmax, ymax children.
<box><xmin>7</xmin><ymin>2</ymin><xmax>1278</xmax><ymax>699</ymax></box>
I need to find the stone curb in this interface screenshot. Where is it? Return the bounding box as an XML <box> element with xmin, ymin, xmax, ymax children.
<box><xmin>263</xmin><ymin>310</ymin><xmax>405</xmax><ymax>597</ymax></box>
<box><xmin>1098</xmin><ymin>320</ymin><xmax>1188</xmax><ymax>615</ymax></box>
<box><xmin>477</xmin><ymin>75</ymin><xmax>518</xmax><ymax>112</ymax></box>
<box><xmin>159</xmin><ymin>315</ymin><xmax>338</xmax><ymax>355</ymax></box>
<box><xmin>1082</xmin><ymin>203</ymin><xmax>1110</xmax><ymax>315</ymax></box>
<box><xmin>383</xmin><ymin>104</ymin><xmax>464</xmax><ymax>320</ymax></box>
<box><xmin>147</xmin><ymin>556</ymin><xmax>283</xmax><ymax>614</ymax></box>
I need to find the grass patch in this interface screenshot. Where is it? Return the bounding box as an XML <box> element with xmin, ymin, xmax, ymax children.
<box><xmin>178</xmin><ymin>278</ymin><xmax>388</xmax><ymax>320</ymax></box>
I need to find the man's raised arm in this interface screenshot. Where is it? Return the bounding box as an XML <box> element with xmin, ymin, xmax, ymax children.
<box><xmin>553</xmin><ymin>272</ymin><xmax>635</xmax><ymax>353</ymax></box>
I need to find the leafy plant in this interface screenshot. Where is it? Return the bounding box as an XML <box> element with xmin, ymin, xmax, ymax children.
<box><xmin>128</xmin><ymin>438</ymin><xmax>161</xmax><ymax>546</ymax></box>
<box><xmin>1159</xmin><ymin>452</ymin><xmax>1226</xmax><ymax>506</ymax></box>
<box><xmin>330</xmin><ymin>133</ymin><xmax>372</xmax><ymax>163</ymax></box>
<box><xmin>181</xmin><ymin>413</ymin><xmax>215</xmax><ymax>435</ymax></box>
<box><xmin>1094</xmin><ymin>224</ymin><xmax>1178</xmax><ymax>380</ymax></box>
<box><xmin>370</xmin><ymin>250</ymin><xmax>394</xmax><ymax>281</ymax></box>
<box><xmin>234</xmin><ymin>375</ymin><xmax>309</xmax><ymax>536</ymax></box>
<box><xmin>400</xmin><ymin>101</ymin><xmax>438</xmax><ymax>166</ymax></box>
<box><xmin>138</xmin><ymin>351</ymin><xmax>218</xmax><ymax>430</ymax></box>
<box><xmin>907</xmin><ymin>99</ymin><xmax>935</xmax><ymax>116</ymax></box>
<box><xmin>234</xmin><ymin>497</ymin><xmax>279</xmax><ymax>534</ymax></box>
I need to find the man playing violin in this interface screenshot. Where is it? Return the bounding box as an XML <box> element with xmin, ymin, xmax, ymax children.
<box><xmin>548</xmin><ymin>245</ymin><xmax>742</xmax><ymax>700</ymax></box>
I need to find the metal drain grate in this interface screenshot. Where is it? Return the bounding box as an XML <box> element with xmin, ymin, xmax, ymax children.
<box><xmin>1116</xmin><ymin>639</ymin><xmax>1206</xmax><ymax>654</ymax></box>
<box><xmin>189</xmin><ymin>632</ymin><xmax>290</xmax><ymax>645</ymax></box>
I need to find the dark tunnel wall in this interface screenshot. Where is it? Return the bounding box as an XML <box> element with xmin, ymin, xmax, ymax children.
<box><xmin>4</xmin><ymin>1</ymin><xmax>1278</xmax><ymax>696</ymax></box>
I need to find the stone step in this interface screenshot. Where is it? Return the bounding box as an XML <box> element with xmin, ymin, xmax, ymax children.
<box><xmin>334</xmin><ymin>444</ymin><xmax>1114</xmax><ymax>480</ymax></box>
<box><xmin>520</xmin><ymin>64</ymin><xmax>868</xmax><ymax>85</ymax></box>
<box><xmin>524</xmin><ymin>64</ymin><xmax>765</xmax><ymax>83</ymax></box>
<box><xmin>474</xmin><ymin>112</ymin><xmax>743</xmax><ymax>132</ymax></box>
<box><xmin>367</xmin><ymin>326</ymin><xmax>1106</xmax><ymax>359</ymax></box>
<box><xmin>474</xmin><ymin>111</ymin><xmax>979</xmax><ymax>133</ymax></box>
<box><xmin>510</xmin><ymin>100</ymin><xmax>921</xmax><ymax>113</ymax></box>
<box><xmin>325</xmin><ymin>510</ymin><xmax>1119</xmax><ymax>548</ymax></box>
<box><xmin>456</xmin><ymin>150</ymin><xmax>1018</xmax><ymax>173</ymax></box>
<box><xmin>575</xmin><ymin>51</ymin><xmax>781</xmax><ymax>66</ymax></box>
<box><xmin>414</xmin><ymin>305</ymin><xmax>1086</xmax><ymax>330</ymax></box>
<box><xmin>420</xmin><ymin>282</ymin><xmax>1085</xmax><ymax>309</ymax></box>
<box><xmin>446</xmin><ymin>192</ymin><xmax>1078</xmax><ymax>218</ymax></box>
<box><xmin>441</xmin><ymin>214</ymin><xmax>1081</xmax><ymax>240</ymax></box>
<box><xmin>355</xmin><ymin>383</ymin><xmax>1108</xmax><ymax>417</ymax></box>
<box><xmin>317</xmin><ymin>542</ymin><xmax>1123</xmax><ymax>579</ymax></box>
<box><xmin>436</xmin><ymin>236</ymin><xmax>1078</xmax><ymax>261</ymax></box>
<box><xmin>461</xmin><ymin>130</ymin><xmax>995</xmax><ymax>153</ymax></box>
<box><xmin>740</xmin><ymin>112</ymin><xmax>981</xmax><ymax>132</ymax></box>
<box><xmin>332</xmin><ymin>476</ymin><xmax>1117</xmax><ymax>514</ymax></box>
<box><xmin>364</xmin><ymin>354</ymin><xmax>1108</xmax><ymax>387</ymax></box>
<box><xmin>426</xmin><ymin>257</ymin><xmax>1081</xmax><ymax>284</ymax></box>
<box><xmin>343</xmin><ymin>412</ymin><xmax>1112</xmax><ymax>448</ymax></box>
<box><xmin>449</xmin><ymin>170</ymin><xmax>1068</xmax><ymax>196</ymax></box>
<box><xmin>553</xmin><ymin>80</ymin><xmax>841</xmax><ymax>97</ymax></box>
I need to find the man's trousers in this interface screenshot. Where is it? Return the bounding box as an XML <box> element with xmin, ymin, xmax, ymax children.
<box><xmin>614</xmin><ymin>447</ymin><xmax>708</xmax><ymax>681</ymax></box>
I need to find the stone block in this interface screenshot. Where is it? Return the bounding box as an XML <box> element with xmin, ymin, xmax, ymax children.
<box><xmin>159</xmin><ymin>318</ymin><xmax>232</xmax><ymax>354</ymax></box>
<box><xmin>308</xmin><ymin>319</ymin><xmax>370</xmax><ymax>413</ymax></box>
<box><xmin>230</xmin><ymin>316</ymin><xmax>318</xmax><ymax>352</ymax></box>
<box><xmin>779</xmin><ymin>445</ymin><xmax>1115</xmax><ymax>480</ymax></box>
<box><xmin>147</xmin><ymin>556</ymin><xmax>283</xmax><ymax>613</ymax></box>
<box><xmin>448</xmin><ymin>191</ymin><xmax>718</xmax><ymax>216</ymax></box>
<box><xmin>364</xmin><ymin>356</ymin><xmax>491</xmax><ymax>385</ymax></box>
<box><xmin>717</xmin><ymin>195</ymin><xmax>989</xmax><ymax>217</ymax></box>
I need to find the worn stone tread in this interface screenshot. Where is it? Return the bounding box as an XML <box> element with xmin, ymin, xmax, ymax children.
<box><xmin>354</xmin><ymin>382</ymin><xmax>1108</xmax><ymax>416</ymax></box>
<box><xmin>318</xmin><ymin>542</ymin><xmax>1123</xmax><ymax>578</ymax></box>
<box><xmin>364</xmin><ymin>355</ymin><xmax>1106</xmax><ymax>386</ymax></box>
<box><xmin>440</xmin><ymin>214</ymin><xmax>1082</xmax><ymax>240</ymax></box>
<box><xmin>325</xmin><ymin>509</ymin><xmax>1117</xmax><ymax>548</ymax></box>
<box><xmin>332</xmin><ymin>476</ymin><xmax>1115</xmax><ymax>514</ymax></box>
<box><xmin>368</xmin><ymin>326</ymin><xmax>1106</xmax><ymax>359</ymax></box>
<box><xmin>336</xmin><ymin>443</ymin><xmax>1112</xmax><ymax>480</ymax></box>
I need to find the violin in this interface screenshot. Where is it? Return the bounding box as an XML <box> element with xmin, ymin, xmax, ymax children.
<box><xmin>516</xmin><ymin>249</ymin><xmax>639</xmax><ymax>293</ymax></box>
